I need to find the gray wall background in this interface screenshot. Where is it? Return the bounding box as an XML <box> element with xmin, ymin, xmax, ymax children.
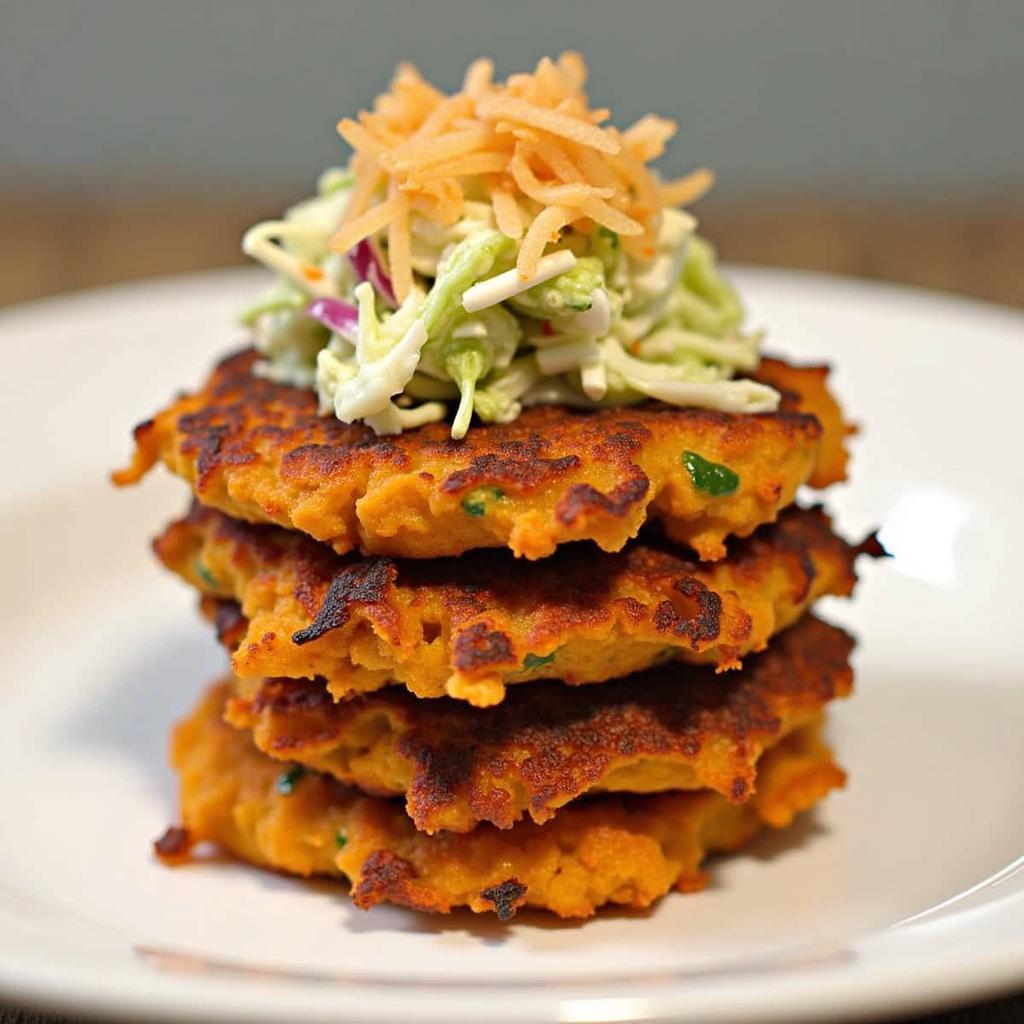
<box><xmin>2</xmin><ymin>0</ymin><xmax>1022</xmax><ymax>196</ymax></box>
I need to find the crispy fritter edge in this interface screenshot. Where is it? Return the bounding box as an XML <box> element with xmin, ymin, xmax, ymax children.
<box><xmin>164</xmin><ymin>682</ymin><xmax>845</xmax><ymax>919</ymax></box>
<box><xmin>157</xmin><ymin>503</ymin><xmax>882</xmax><ymax>705</ymax></box>
<box><xmin>116</xmin><ymin>349</ymin><xmax>849</xmax><ymax>561</ymax></box>
<box><xmin>223</xmin><ymin>613</ymin><xmax>854</xmax><ymax>832</ymax></box>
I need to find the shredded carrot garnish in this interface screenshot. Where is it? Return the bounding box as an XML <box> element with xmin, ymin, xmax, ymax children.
<box><xmin>358</xmin><ymin>112</ymin><xmax>406</xmax><ymax>148</ymax></box>
<box><xmin>606</xmin><ymin>144</ymin><xmax>660</xmax><ymax>211</ymax></box>
<box><xmin>384</xmin><ymin>126</ymin><xmax>495</xmax><ymax>173</ymax></box>
<box><xmin>509</xmin><ymin>151</ymin><xmax>613</xmax><ymax>206</ymax></box>
<box><xmin>328</xmin><ymin>53</ymin><xmax>711</xmax><ymax>281</ymax></box>
<box><xmin>410</xmin><ymin>180</ymin><xmax>463</xmax><ymax>225</ymax></box>
<box><xmin>477</xmin><ymin>95</ymin><xmax>620</xmax><ymax>154</ymax></box>
<box><xmin>577</xmin><ymin>196</ymin><xmax>644</xmax><ymax>237</ymax></box>
<box><xmin>330</xmin><ymin>196</ymin><xmax>403</xmax><ymax>253</ymax></box>
<box><xmin>572</xmin><ymin>144</ymin><xmax>624</xmax><ymax>194</ymax></box>
<box><xmin>622</xmin><ymin>114</ymin><xmax>677</xmax><ymax>162</ymax></box>
<box><xmin>518</xmin><ymin>205</ymin><xmax>574</xmax><ymax>279</ymax></box>
<box><xmin>557</xmin><ymin>51</ymin><xmax>587</xmax><ymax>90</ymax></box>
<box><xmin>533</xmin><ymin>57</ymin><xmax>571</xmax><ymax>104</ymax></box>
<box><xmin>463</xmin><ymin>57</ymin><xmax>494</xmax><ymax>98</ymax></box>
<box><xmin>404</xmin><ymin>151</ymin><xmax>510</xmax><ymax>185</ymax></box>
<box><xmin>660</xmin><ymin>167</ymin><xmax>716</xmax><ymax>207</ymax></box>
<box><xmin>386</xmin><ymin>191</ymin><xmax>413</xmax><ymax>301</ymax></box>
<box><xmin>336</xmin><ymin>118</ymin><xmax>389</xmax><ymax>160</ymax></box>
<box><xmin>489</xmin><ymin>183</ymin><xmax>524</xmax><ymax>240</ymax></box>
<box><xmin>410</xmin><ymin>94</ymin><xmax>474</xmax><ymax>142</ymax></box>
<box><xmin>338</xmin><ymin>155</ymin><xmax>383</xmax><ymax>228</ymax></box>
<box><xmin>530</xmin><ymin>136</ymin><xmax>585</xmax><ymax>183</ymax></box>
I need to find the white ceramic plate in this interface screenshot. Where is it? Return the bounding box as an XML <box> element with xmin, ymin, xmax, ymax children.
<box><xmin>0</xmin><ymin>268</ymin><xmax>1021</xmax><ymax>1024</ymax></box>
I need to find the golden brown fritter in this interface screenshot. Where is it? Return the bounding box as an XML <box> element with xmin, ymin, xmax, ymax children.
<box><xmin>754</xmin><ymin>356</ymin><xmax>855</xmax><ymax>488</ymax></box>
<box><xmin>224</xmin><ymin>615</ymin><xmax>852</xmax><ymax>833</ymax></box>
<box><xmin>156</xmin><ymin>503</ymin><xmax>872</xmax><ymax>706</ymax></box>
<box><xmin>115</xmin><ymin>349</ymin><xmax>849</xmax><ymax>561</ymax></box>
<box><xmin>170</xmin><ymin>681</ymin><xmax>844</xmax><ymax>918</ymax></box>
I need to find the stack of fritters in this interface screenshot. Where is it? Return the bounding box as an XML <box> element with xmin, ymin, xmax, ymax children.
<box><xmin>117</xmin><ymin>348</ymin><xmax>877</xmax><ymax>919</ymax></box>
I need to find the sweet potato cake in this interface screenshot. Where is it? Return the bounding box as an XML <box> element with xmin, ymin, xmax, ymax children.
<box><xmin>223</xmin><ymin>615</ymin><xmax>852</xmax><ymax>833</ymax></box>
<box><xmin>115</xmin><ymin>349</ymin><xmax>849</xmax><ymax>562</ymax></box>
<box><xmin>155</xmin><ymin>502</ymin><xmax>869</xmax><ymax>706</ymax></box>
<box><xmin>167</xmin><ymin>681</ymin><xmax>844</xmax><ymax>919</ymax></box>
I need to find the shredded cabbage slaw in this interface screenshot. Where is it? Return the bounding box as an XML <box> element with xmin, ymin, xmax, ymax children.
<box><xmin>240</xmin><ymin>55</ymin><xmax>780</xmax><ymax>438</ymax></box>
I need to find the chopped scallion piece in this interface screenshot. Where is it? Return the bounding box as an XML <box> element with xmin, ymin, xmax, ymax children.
<box><xmin>461</xmin><ymin>486</ymin><xmax>504</xmax><ymax>517</ymax></box>
<box><xmin>276</xmin><ymin>765</ymin><xmax>306</xmax><ymax>795</ymax></box>
<box><xmin>523</xmin><ymin>651</ymin><xmax>557</xmax><ymax>671</ymax></box>
<box><xmin>682</xmin><ymin>450</ymin><xmax>740</xmax><ymax>497</ymax></box>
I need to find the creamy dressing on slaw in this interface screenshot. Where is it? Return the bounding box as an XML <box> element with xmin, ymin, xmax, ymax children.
<box><xmin>240</xmin><ymin>174</ymin><xmax>778</xmax><ymax>438</ymax></box>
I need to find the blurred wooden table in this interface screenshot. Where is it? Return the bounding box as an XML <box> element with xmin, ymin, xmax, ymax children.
<box><xmin>2</xmin><ymin>191</ymin><xmax>1022</xmax><ymax>310</ymax></box>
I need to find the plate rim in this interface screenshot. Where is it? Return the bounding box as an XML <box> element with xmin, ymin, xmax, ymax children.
<box><xmin>1</xmin><ymin>929</ymin><xmax>1023</xmax><ymax>1024</ymax></box>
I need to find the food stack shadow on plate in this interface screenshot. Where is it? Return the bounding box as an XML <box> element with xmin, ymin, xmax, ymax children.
<box><xmin>114</xmin><ymin>349</ymin><xmax>881</xmax><ymax>921</ymax></box>
<box><xmin>112</xmin><ymin>52</ymin><xmax>884</xmax><ymax>921</ymax></box>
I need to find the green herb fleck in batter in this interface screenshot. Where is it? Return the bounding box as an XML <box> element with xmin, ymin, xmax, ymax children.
<box><xmin>682</xmin><ymin>450</ymin><xmax>740</xmax><ymax>497</ymax></box>
<box><xmin>461</xmin><ymin>486</ymin><xmax>505</xmax><ymax>517</ymax></box>
<box><xmin>276</xmin><ymin>765</ymin><xmax>306</xmax><ymax>795</ymax></box>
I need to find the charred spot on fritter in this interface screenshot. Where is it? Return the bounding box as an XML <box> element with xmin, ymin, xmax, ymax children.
<box><xmin>281</xmin><ymin>443</ymin><xmax>358</xmax><ymax>478</ymax></box>
<box><xmin>178</xmin><ymin>406</ymin><xmax>258</xmax><ymax>489</ymax></box>
<box><xmin>281</xmin><ymin>437</ymin><xmax>409</xmax><ymax>478</ymax></box>
<box><xmin>440</xmin><ymin>449</ymin><xmax>582</xmax><ymax>496</ymax></box>
<box><xmin>290</xmin><ymin>553</ymin><xmax>355</xmax><ymax>619</ymax></box>
<box><xmin>792</xmin><ymin>548</ymin><xmax>817</xmax><ymax>601</ymax></box>
<box><xmin>132</xmin><ymin>417</ymin><xmax>155</xmax><ymax>440</ymax></box>
<box><xmin>350</xmin><ymin>850</ymin><xmax>446</xmax><ymax>915</ymax></box>
<box><xmin>252</xmin><ymin>677</ymin><xmax>333</xmax><ymax>715</ymax></box>
<box><xmin>210</xmin><ymin>598</ymin><xmax>247</xmax><ymax>648</ymax></box>
<box><xmin>249</xmin><ymin>678</ymin><xmax>347</xmax><ymax>755</ymax></box>
<box><xmin>153</xmin><ymin>825</ymin><xmax>193</xmax><ymax>865</ymax></box>
<box><xmin>452</xmin><ymin>621</ymin><xmax>517</xmax><ymax>672</ymax></box>
<box><xmin>762</xmin><ymin>510</ymin><xmax>822</xmax><ymax>603</ymax></box>
<box><xmin>732</xmin><ymin>505</ymin><xmax>848</xmax><ymax>603</ymax></box>
<box><xmin>556</xmin><ymin>476</ymin><xmax>650</xmax><ymax>526</ymax></box>
<box><xmin>479</xmin><ymin>879</ymin><xmax>528</xmax><ymax>920</ymax></box>
<box><xmin>402</xmin><ymin>741</ymin><xmax>483</xmax><ymax>816</ymax></box>
<box><xmin>203</xmin><ymin>503</ymin><xmax>287</xmax><ymax>565</ymax></box>
<box><xmin>430</xmin><ymin>575</ymin><xmax>490</xmax><ymax>621</ymax></box>
<box><xmin>292</xmin><ymin>557</ymin><xmax>397</xmax><ymax>645</ymax></box>
<box><xmin>592</xmin><ymin>422</ymin><xmax>650</xmax><ymax>458</ymax></box>
<box><xmin>614</xmin><ymin>595</ymin><xmax>648</xmax><ymax>625</ymax></box>
<box><xmin>651</xmin><ymin>577</ymin><xmax>725</xmax><ymax>646</ymax></box>
<box><xmin>855</xmin><ymin>532</ymin><xmax>889</xmax><ymax>560</ymax></box>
